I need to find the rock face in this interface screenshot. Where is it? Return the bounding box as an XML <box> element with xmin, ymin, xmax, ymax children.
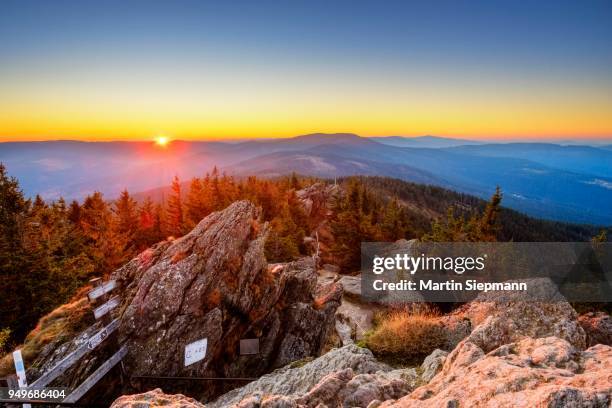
<box><xmin>377</xmin><ymin>280</ymin><xmax>609</xmax><ymax>407</ymax></box>
<box><xmin>296</xmin><ymin>183</ymin><xmax>338</xmax><ymax>220</ymax></box>
<box><xmin>579</xmin><ymin>312</ymin><xmax>612</xmax><ymax>347</ymax></box>
<box><xmin>296</xmin><ymin>183</ymin><xmax>339</xmax><ymax>267</ymax></box>
<box><xmin>382</xmin><ymin>337</ymin><xmax>612</xmax><ymax>408</ymax></box>
<box><xmin>441</xmin><ymin>278</ymin><xmax>586</xmax><ymax>353</ymax></box>
<box><xmin>111</xmin><ymin>388</ymin><xmax>204</xmax><ymax>408</ymax></box>
<box><xmin>209</xmin><ymin>345</ymin><xmax>395</xmax><ymax>407</ymax></box>
<box><xmin>108</xmin><ymin>263</ymin><xmax>612</xmax><ymax>408</ymax></box>
<box><xmin>112</xmin><ymin>201</ymin><xmax>342</xmax><ymax>399</ymax></box>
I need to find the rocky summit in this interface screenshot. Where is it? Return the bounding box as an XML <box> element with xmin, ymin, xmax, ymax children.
<box><xmin>190</xmin><ymin>278</ymin><xmax>609</xmax><ymax>408</ymax></box>
<box><xmin>11</xmin><ymin>194</ymin><xmax>611</xmax><ymax>407</ymax></box>
<box><xmin>111</xmin><ymin>200</ymin><xmax>342</xmax><ymax>399</ymax></box>
<box><xmin>19</xmin><ymin>200</ymin><xmax>342</xmax><ymax>404</ymax></box>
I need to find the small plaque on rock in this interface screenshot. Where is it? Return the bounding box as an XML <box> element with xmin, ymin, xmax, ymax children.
<box><xmin>239</xmin><ymin>338</ymin><xmax>259</xmax><ymax>355</ymax></box>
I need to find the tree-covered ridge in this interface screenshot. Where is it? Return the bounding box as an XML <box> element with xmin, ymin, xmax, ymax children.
<box><xmin>0</xmin><ymin>165</ymin><xmax>606</xmax><ymax>352</ymax></box>
<box><xmin>348</xmin><ymin>176</ymin><xmax>603</xmax><ymax>242</ymax></box>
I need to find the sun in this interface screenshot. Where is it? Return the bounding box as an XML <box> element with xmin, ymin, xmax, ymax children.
<box><xmin>154</xmin><ymin>136</ymin><xmax>170</xmax><ymax>147</ymax></box>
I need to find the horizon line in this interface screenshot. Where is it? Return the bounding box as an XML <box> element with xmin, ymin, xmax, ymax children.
<box><xmin>1</xmin><ymin>132</ymin><xmax>612</xmax><ymax>144</ymax></box>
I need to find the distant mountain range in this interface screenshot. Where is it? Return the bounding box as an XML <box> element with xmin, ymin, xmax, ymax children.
<box><xmin>1</xmin><ymin>133</ymin><xmax>611</xmax><ymax>225</ymax></box>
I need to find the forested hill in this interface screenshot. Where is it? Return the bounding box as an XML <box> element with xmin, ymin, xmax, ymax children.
<box><xmin>352</xmin><ymin>176</ymin><xmax>603</xmax><ymax>242</ymax></box>
<box><xmin>0</xmin><ymin>164</ymin><xmax>607</xmax><ymax>355</ymax></box>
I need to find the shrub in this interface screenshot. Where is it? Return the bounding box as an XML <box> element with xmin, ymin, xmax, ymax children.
<box><xmin>365</xmin><ymin>306</ymin><xmax>447</xmax><ymax>364</ymax></box>
<box><xmin>0</xmin><ymin>328</ymin><xmax>11</xmax><ymax>354</ymax></box>
<box><xmin>0</xmin><ymin>287</ymin><xmax>93</xmax><ymax>377</ymax></box>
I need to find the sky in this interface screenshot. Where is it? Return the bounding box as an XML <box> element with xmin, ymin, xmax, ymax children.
<box><xmin>1</xmin><ymin>0</ymin><xmax>611</xmax><ymax>141</ymax></box>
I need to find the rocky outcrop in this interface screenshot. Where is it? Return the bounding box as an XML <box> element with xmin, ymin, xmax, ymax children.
<box><xmin>374</xmin><ymin>280</ymin><xmax>608</xmax><ymax>407</ymax></box>
<box><xmin>110</xmin><ymin>200</ymin><xmax>341</xmax><ymax>400</ymax></box>
<box><xmin>111</xmin><ymin>388</ymin><xmax>205</xmax><ymax>408</ymax></box>
<box><xmin>381</xmin><ymin>337</ymin><xmax>612</xmax><ymax>407</ymax></box>
<box><xmin>440</xmin><ymin>278</ymin><xmax>586</xmax><ymax>352</ymax></box>
<box><xmin>296</xmin><ymin>183</ymin><xmax>338</xmax><ymax>219</ymax></box>
<box><xmin>579</xmin><ymin>312</ymin><xmax>612</xmax><ymax>347</ymax></box>
<box><xmin>209</xmin><ymin>345</ymin><xmax>391</xmax><ymax>407</ymax></box>
<box><xmin>296</xmin><ymin>183</ymin><xmax>339</xmax><ymax>267</ymax></box>
<box><xmin>230</xmin><ymin>368</ymin><xmax>416</xmax><ymax>408</ymax></box>
<box><xmin>108</xmin><ymin>265</ymin><xmax>611</xmax><ymax>408</ymax></box>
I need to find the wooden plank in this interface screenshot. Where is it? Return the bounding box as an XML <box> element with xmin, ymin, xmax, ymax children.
<box><xmin>63</xmin><ymin>346</ymin><xmax>128</xmax><ymax>403</ymax></box>
<box><xmin>87</xmin><ymin>280</ymin><xmax>117</xmax><ymax>302</ymax></box>
<box><xmin>93</xmin><ymin>296</ymin><xmax>120</xmax><ymax>320</ymax></box>
<box><xmin>29</xmin><ymin>319</ymin><xmax>119</xmax><ymax>389</ymax></box>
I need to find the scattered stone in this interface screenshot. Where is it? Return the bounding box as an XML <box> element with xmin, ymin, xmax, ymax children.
<box><xmin>110</xmin><ymin>388</ymin><xmax>204</xmax><ymax>408</ymax></box>
<box><xmin>336</xmin><ymin>298</ymin><xmax>377</xmax><ymax>343</ymax></box>
<box><xmin>335</xmin><ymin>316</ymin><xmax>354</xmax><ymax>345</ymax></box>
<box><xmin>317</xmin><ymin>269</ymin><xmax>339</xmax><ymax>286</ymax></box>
<box><xmin>338</xmin><ymin>275</ymin><xmax>361</xmax><ymax>300</ymax></box>
<box><xmin>419</xmin><ymin>349</ymin><xmax>448</xmax><ymax>383</ymax></box>
<box><xmin>322</xmin><ymin>264</ymin><xmax>340</xmax><ymax>274</ymax></box>
<box><xmin>579</xmin><ymin>312</ymin><xmax>612</xmax><ymax>347</ymax></box>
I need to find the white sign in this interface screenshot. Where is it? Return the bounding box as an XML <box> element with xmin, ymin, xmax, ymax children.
<box><xmin>12</xmin><ymin>349</ymin><xmax>31</xmax><ymax>408</ymax></box>
<box><xmin>184</xmin><ymin>338</ymin><xmax>207</xmax><ymax>367</ymax></box>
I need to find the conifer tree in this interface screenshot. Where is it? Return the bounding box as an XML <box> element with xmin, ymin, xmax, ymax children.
<box><xmin>185</xmin><ymin>177</ymin><xmax>209</xmax><ymax>228</ymax></box>
<box><xmin>166</xmin><ymin>176</ymin><xmax>184</xmax><ymax>237</ymax></box>
<box><xmin>114</xmin><ymin>189</ymin><xmax>138</xmax><ymax>239</ymax></box>
<box><xmin>475</xmin><ymin>186</ymin><xmax>502</xmax><ymax>241</ymax></box>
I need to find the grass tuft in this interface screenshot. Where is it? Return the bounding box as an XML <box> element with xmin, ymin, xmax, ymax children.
<box><xmin>365</xmin><ymin>305</ymin><xmax>447</xmax><ymax>365</ymax></box>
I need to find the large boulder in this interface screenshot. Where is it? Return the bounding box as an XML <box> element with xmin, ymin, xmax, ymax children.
<box><xmin>381</xmin><ymin>337</ymin><xmax>612</xmax><ymax>407</ymax></box>
<box><xmin>209</xmin><ymin>345</ymin><xmax>394</xmax><ymax>407</ymax></box>
<box><xmin>440</xmin><ymin>278</ymin><xmax>586</xmax><ymax>352</ymax></box>
<box><xmin>112</xmin><ymin>200</ymin><xmax>342</xmax><ymax>399</ymax></box>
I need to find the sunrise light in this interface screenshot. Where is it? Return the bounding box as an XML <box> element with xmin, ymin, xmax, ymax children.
<box><xmin>154</xmin><ymin>136</ymin><xmax>170</xmax><ymax>147</ymax></box>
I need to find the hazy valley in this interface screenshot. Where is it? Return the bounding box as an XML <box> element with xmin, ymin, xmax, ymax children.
<box><xmin>2</xmin><ymin>133</ymin><xmax>612</xmax><ymax>225</ymax></box>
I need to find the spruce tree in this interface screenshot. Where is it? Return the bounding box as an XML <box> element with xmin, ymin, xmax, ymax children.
<box><xmin>185</xmin><ymin>177</ymin><xmax>209</xmax><ymax>228</ymax></box>
<box><xmin>114</xmin><ymin>189</ymin><xmax>138</xmax><ymax>239</ymax></box>
<box><xmin>166</xmin><ymin>176</ymin><xmax>184</xmax><ymax>237</ymax></box>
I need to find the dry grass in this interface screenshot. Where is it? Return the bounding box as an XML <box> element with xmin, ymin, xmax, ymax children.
<box><xmin>0</xmin><ymin>286</ymin><xmax>93</xmax><ymax>377</ymax></box>
<box><xmin>365</xmin><ymin>305</ymin><xmax>447</xmax><ymax>364</ymax></box>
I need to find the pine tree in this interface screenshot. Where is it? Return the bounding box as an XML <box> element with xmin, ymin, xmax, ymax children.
<box><xmin>68</xmin><ymin>200</ymin><xmax>81</xmax><ymax>225</ymax></box>
<box><xmin>289</xmin><ymin>172</ymin><xmax>301</xmax><ymax>190</ymax></box>
<box><xmin>166</xmin><ymin>176</ymin><xmax>184</xmax><ymax>237</ymax></box>
<box><xmin>474</xmin><ymin>186</ymin><xmax>502</xmax><ymax>241</ymax></box>
<box><xmin>133</xmin><ymin>197</ymin><xmax>160</xmax><ymax>248</ymax></box>
<box><xmin>81</xmin><ymin>191</ymin><xmax>129</xmax><ymax>273</ymax></box>
<box><xmin>113</xmin><ymin>190</ymin><xmax>138</xmax><ymax>239</ymax></box>
<box><xmin>0</xmin><ymin>163</ymin><xmax>29</xmax><ymax>342</ymax></box>
<box><xmin>185</xmin><ymin>177</ymin><xmax>209</xmax><ymax>228</ymax></box>
<box><xmin>424</xmin><ymin>187</ymin><xmax>503</xmax><ymax>242</ymax></box>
